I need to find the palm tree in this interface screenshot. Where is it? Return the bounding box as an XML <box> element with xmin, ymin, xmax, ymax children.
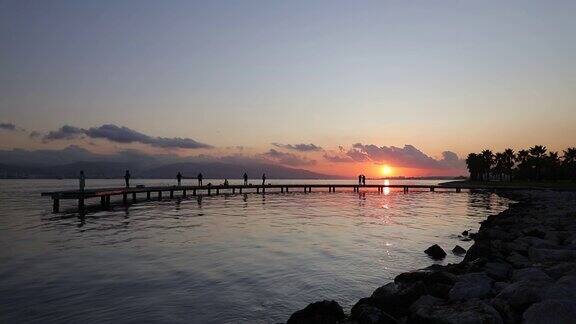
<box><xmin>563</xmin><ymin>147</ymin><xmax>576</xmax><ymax>181</ymax></box>
<box><xmin>516</xmin><ymin>149</ymin><xmax>530</xmax><ymax>180</ymax></box>
<box><xmin>503</xmin><ymin>148</ymin><xmax>516</xmax><ymax>181</ymax></box>
<box><xmin>494</xmin><ymin>152</ymin><xmax>506</xmax><ymax>181</ymax></box>
<box><xmin>481</xmin><ymin>149</ymin><xmax>494</xmax><ymax>181</ymax></box>
<box><xmin>466</xmin><ymin>153</ymin><xmax>481</xmax><ymax>181</ymax></box>
<box><xmin>545</xmin><ymin>151</ymin><xmax>561</xmax><ymax>180</ymax></box>
<box><xmin>529</xmin><ymin>145</ymin><xmax>547</xmax><ymax>180</ymax></box>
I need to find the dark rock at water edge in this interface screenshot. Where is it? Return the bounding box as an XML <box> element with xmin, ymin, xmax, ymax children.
<box><xmin>287</xmin><ymin>300</ymin><xmax>345</xmax><ymax>324</ymax></box>
<box><xmin>424</xmin><ymin>244</ymin><xmax>447</xmax><ymax>260</ymax></box>
<box><xmin>452</xmin><ymin>245</ymin><xmax>466</xmax><ymax>255</ymax></box>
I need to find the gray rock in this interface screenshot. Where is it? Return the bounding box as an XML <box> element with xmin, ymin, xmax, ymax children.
<box><xmin>528</xmin><ymin>248</ymin><xmax>576</xmax><ymax>263</ymax></box>
<box><xmin>449</xmin><ymin>272</ymin><xmax>493</xmax><ymax>301</ymax></box>
<box><xmin>452</xmin><ymin>245</ymin><xmax>467</xmax><ymax>255</ymax></box>
<box><xmin>544</xmin><ymin>262</ymin><xmax>576</xmax><ymax>280</ymax></box>
<box><xmin>495</xmin><ymin>280</ymin><xmax>550</xmax><ymax>310</ymax></box>
<box><xmin>409</xmin><ymin>295</ymin><xmax>443</xmax><ymax>313</ymax></box>
<box><xmin>484</xmin><ymin>262</ymin><xmax>512</xmax><ymax>280</ymax></box>
<box><xmin>287</xmin><ymin>300</ymin><xmax>345</xmax><ymax>324</ymax></box>
<box><xmin>511</xmin><ymin>267</ymin><xmax>552</xmax><ymax>283</ymax></box>
<box><xmin>409</xmin><ymin>299</ymin><xmax>503</xmax><ymax>324</ymax></box>
<box><xmin>523</xmin><ymin>300</ymin><xmax>576</xmax><ymax>324</ymax></box>
<box><xmin>507</xmin><ymin>252</ymin><xmax>531</xmax><ymax>268</ymax></box>
<box><xmin>544</xmin><ymin>275</ymin><xmax>576</xmax><ymax>300</ymax></box>
<box><xmin>351</xmin><ymin>303</ymin><xmax>398</xmax><ymax>324</ymax></box>
<box><xmin>425</xmin><ymin>244</ymin><xmax>447</xmax><ymax>260</ymax></box>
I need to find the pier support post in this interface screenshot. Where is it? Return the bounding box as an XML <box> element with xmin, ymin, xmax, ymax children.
<box><xmin>262</xmin><ymin>187</ymin><xmax>265</xmax><ymax>194</ymax></box>
<box><xmin>147</xmin><ymin>191</ymin><xmax>151</xmax><ymax>200</ymax></box>
<box><xmin>232</xmin><ymin>188</ymin><xmax>235</xmax><ymax>194</ymax></box>
<box><xmin>430</xmin><ymin>187</ymin><xmax>435</xmax><ymax>192</ymax></box>
<box><xmin>106</xmin><ymin>195</ymin><xmax>111</xmax><ymax>207</ymax></box>
<box><xmin>52</xmin><ymin>198</ymin><xmax>60</xmax><ymax>213</ymax></box>
<box><xmin>257</xmin><ymin>188</ymin><xmax>260</xmax><ymax>194</ymax></box>
<box><xmin>456</xmin><ymin>188</ymin><xmax>461</xmax><ymax>193</ymax></box>
<box><xmin>239</xmin><ymin>188</ymin><xmax>242</xmax><ymax>194</ymax></box>
<box><xmin>216</xmin><ymin>189</ymin><xmax>219</xmax><ymax>195</ymax></box>
<box><xmin>158</xmin><ymin>191</ymin><xmax>162</xmax><ymax>200</ymax></box>
<box><xmin>78</xmin><ymin>198</ymin><xmax>85</xmax><ymax>212</ymax></box>
<box><xmin>286</xmin><ymin>187</ymin><xmax>289</xmax><ymax>193</ymax></box>
<box><xmin>170</xmin><ymin>190</ymin><xmax>174</xmax><ymax>199</ymax></box>
<box><xmin>123</xmin><ymin>193</ymin><xmax>128</xmax><ymax>205</ymax></box>
<box><xmin>132</xmin><ymin>192</ymin><xmax>137</xmax><ymax>203</ymax></box>
<box><xmin>208</xmin><ymin>189</ymin><xmax>211</xmax><ymax>195</ymax></box>
<box><xmin>281</xmin><ymin>187</ymin><xmax>284</xmax><ymax>193</ymax></box>
<box><xmin>183</xmin><ymin>190</ymin><xmax>187</xmax><ymax>197</ymax></box>
<box><xmin>404</xmin><ymin>187</ymin><xmax>408</xmax><ymax>193</ymax></box>
<box><xmin>193</xmin><ymin>189</ymin><xmax>196</xmax><ymax>196</ymax></box>
<box><xmin>100</xmin><ymin>196</ymin><xmax>106</xmax><ymax>208</ymax></box>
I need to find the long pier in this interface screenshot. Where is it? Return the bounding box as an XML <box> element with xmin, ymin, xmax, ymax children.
<box><xmin>41</xmin><ymin>182</ymin><xmax>549</xmax><ymax>213</ymax></box>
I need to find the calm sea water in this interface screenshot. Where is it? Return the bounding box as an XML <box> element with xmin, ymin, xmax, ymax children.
<box><xmin>0</xmin><ymin>179</ymin><xmax>510</xmax><ymax>323</ymax></box>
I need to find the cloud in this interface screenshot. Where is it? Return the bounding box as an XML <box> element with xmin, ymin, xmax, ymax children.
<box><xmin>42</xmin><ymin>124</ymin><xmax>212</xmax><ymax>149</ymax></box>
<box><xmin>29</xmin><ymin>131</ymin><xmax>42</xmax><ymax>138</ymax></box>
<box><xmin>43</xmin><ymin>125</ymin><xmax>84</xmax><ymax>140</ymax></box>
<box><xmin>346</xmin><ymin>143</ymin><xmax>465</xmax><ymax>169</ymax></box>
<box><xmin>272</xmin><ymin>143</ymin><xmax>323</xmax><ymax>152</ymax></box>
<box><xmin>262</xmin><ymin>149</ymin><xmax>316</xmax><ymax>166</ymax></box>
<box><xmin>0</xmin><ymin>122</ymin><xmax>24</xmax><ymax>131</ymax></box>
<box><xmin>323</xmin><ymin>153</ymin><xmax>354</xmax><ymax>163</ymax></box>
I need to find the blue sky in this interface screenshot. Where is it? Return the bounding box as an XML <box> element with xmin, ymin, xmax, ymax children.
<box><xmin>1</xmin><ymin>0</ymin><xmax>575</xmax><ymax>175</ymax></box>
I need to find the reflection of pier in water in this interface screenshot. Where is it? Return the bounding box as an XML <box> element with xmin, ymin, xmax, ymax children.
<box><xmin>41</xmin><ymin>183</ymin><xmax>541</xmax><ymax>213</ymax></box>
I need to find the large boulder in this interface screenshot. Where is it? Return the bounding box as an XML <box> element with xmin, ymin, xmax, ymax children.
<box><xmin>511</xmin><ymin>267</ymin><xmax>552</xmax><ymax>283</ymax></box>
<box><xmin>452</xmin><ymin>245</ymin><xmax>467</xmax><ymax>255</ymax></box>
<box><xmin>523</xmin><ymin>300</ymin><xmax>576</xmax><ymax>324</ymax></box>
<box><xmin>544</xmin><ymin>275</ymin><xmax>576</xmax><ymax>300</ymax></box>
<box><xmin>287</xmin><ymin>300</ymin><xmax>345</xmax><ymax>324</ymax></box>
<box><xmin>544</xmin><ymin>262</ymin><xmax>576</xmax><ymax>280</ymax></box>
<box><xmin>425</xmin><ymin>244</ymin><xmax>447</xmax><ymax>260</ymax></box>
<box><xmin>528</xmin><ymin>248</ymin><xmax>576</xmax><ymax>263</ymax></box>
<box><xmin>408</xmin><ymin>299</ymin><xmax>503</xmax><ymax>324</ymax></box>
<box><xmin>350</xmin><ymin>302</ymin><xmax>397</xmax><ymax>324</ymax></box>
<box><xmin>448</xmin><ymin>272</ymin><xmax>493</xmax><ymax>301</ymax></box>
<box><xmin>494</xmin><ymin>280</ymin><xmax>550</xmax><ymax>310</ymax></box>
<box><xmin>484</xmin><ymin>262</ymin><xmax>512</xmax><ymax>281</ymax></box>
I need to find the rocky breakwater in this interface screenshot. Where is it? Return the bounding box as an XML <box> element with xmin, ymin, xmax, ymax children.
<box><xmin>286</xmin><ymin>190</ymin><xmax>576</xmax><ymax>324</ymax></box>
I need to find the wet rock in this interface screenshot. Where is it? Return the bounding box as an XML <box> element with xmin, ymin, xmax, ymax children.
<box><xmin>287</xmin><ymin>300</ymin><xmax>345</xmax><ymax>324</ymax></box>
<box><xmin>523</xmin><ymin>300</ymin><xmax>576</xmax><ymax>324</ymax></box>
<box><xmin>350</xmin><ymin>302</ymin><xmax>398</xmax><ymax>324</ymax></box>
<box><xmin>448</xmin><ymin>272</ymin><xmax>493</xmax><ymax>301</ymax></box>
<box><xmin>452</xmin><ymin>245</ymin><xmax>466</xmax><ymax>255</ymax></box>
<box><xmin>484</xmin><ymin>262</ymin><xmax>512</xmax><ymax>281</ymax></box>
<box><xmin>544</xmin><ymin>262</ymin><xmax>576</xmax><ymax>280</ymax></box>
<box><xmin>544</xmin><ymin>275</ymin><xmax>576</xmax><ymax>300</ymax></box>
<box><xmin>523</xmin><ymin>228</ymin><xmax>546</xmax><ymax>239</ymax></box>
<box><xmin>495</xmin><ymin>280</ymin><xmax>550</xmax><ymax>310</ymax></box>
<box><xmin>408</xmin><ymin>299</ymin><xmax>503</xmax><ymax>324</ymax></box>
<box><xmin>511</xmin><ymin>267</ymin><xmax>552</xmax><ymax>283</ymax></box>
<box><xmin>528</xmin><ymin>248</ymin><xmax>576</xmax><ymax>263</ymax></box>
<box><xmin>409</xmin><ymin>295</ymin><xmax>443</xmax><ymax>313</ymax></box>
<box><xmin>506</xmin><ymin>252</ymin><xmax>531</xmax><ymax>268</ymax></box>
<box><xmin>425</xmin><ymin>244</ymin><xmax>447</xmax><ymax>260</ymax></box>
<box><xmin>462</xmin><ymin>230</ymin><xmax>469</xmax><ymax>236</ymax></box>
<box><xmin>490</xmin><ymin>298</ymin><xmax>519</xmax><ymax>324</ymax></box>
<box><xmin>368</xmin><ymin>281</ymin><xmax>428</xmax><ymax>317</ymax></box>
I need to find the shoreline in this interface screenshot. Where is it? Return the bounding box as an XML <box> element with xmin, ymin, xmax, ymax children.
<box><xmin>287</xmin><ymin>190</ymin><xmax>576</xmax><ymax>323</ymax></box>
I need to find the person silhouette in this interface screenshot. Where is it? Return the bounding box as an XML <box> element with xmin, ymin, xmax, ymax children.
<box><xmin>243</xmin><ymin>172</ymin><xmax>248</xmax><ymax>185</ymax></box>
<box><xmin>262</xmin><ymin>173</ymin><xmax>266</xmax><ymax>186</ymax></box>
<box><xmin>224</xmin><ymin>179</ymin><xmax>229</xmax><ymax>186</ymax></box>
<box><xmin>362</xmin><ymin>175</ymin><xmax>366</xmax><ymax>186</ymax></box>
<box><xmin>197</xmin><ymin>173</ymin><xmax>203</xmax><ymax>186</ymax></box>
<box><xmin>358</xmin><ymin>174</ymin><xmax>362</xmax><ymax>185</ymax></box>
<box><xmin>124</xmin><ymin>170</ymin><xmax>131</xmax><ymax>188</ymax></box>
<box><xmin>177</xmin><ymin>172</ymin><xmax>182</xmax><ymax>186</ymax></box>
<box><xmin>79</xmin><ymin>170</ymin><xmax>86</xmax><ymax>191</ymax></box>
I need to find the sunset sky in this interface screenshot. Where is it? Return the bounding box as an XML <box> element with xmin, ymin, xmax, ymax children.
<box><xmin>1</xmin><ymin>1</ymin><xmax>575</xmax><ymax>177</ymax></box>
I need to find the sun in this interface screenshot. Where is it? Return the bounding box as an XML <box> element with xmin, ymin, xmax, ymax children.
<box><xmin>381</xmin><ymin>165</ymin><xmax>393</xmax><ymax>177</ymax></box>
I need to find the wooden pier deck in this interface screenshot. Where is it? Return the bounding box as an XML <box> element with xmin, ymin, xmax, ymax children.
<box><xmin>41</xmin><ymin>182</ymin><xmax>547</xmax><ymax>213</ymax></box>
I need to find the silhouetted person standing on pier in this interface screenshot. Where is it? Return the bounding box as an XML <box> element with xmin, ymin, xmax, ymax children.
<box><xmin>177</xmin><ymin>172</ymin><xmax>182</xmax><ymax>186</ymax></box>
<box><xmin>362</xmin><ymin>175</ymin><xmax>366</xmax><ymax>186</ymax></box>
<box><xmin>197</xmin><ymin>173</ymin><xmax>203</xmax><ymax>186</ymax></box>
<box><xmin>262</xmin><ymin>173</ymin><xmax>266</xmax><ymax>185</ymax></box>
<box><xmin>243</xmin><ymin>172</ymin><xmax>248</xmax><ymax>185</ymax></box>
<box><xmin>124</xmin><ymin>170</ymin><xmax>131</xmax><ymax>188</ymax></box>
<box><xmin>358</xmin><ymin>174</ymin><xmax>362</xmax><ymax>185</ymax></box>
<box><xmin>79</xmin><ymin>171</ymin><xmax>85</xmax><ymax>191</ymax></box>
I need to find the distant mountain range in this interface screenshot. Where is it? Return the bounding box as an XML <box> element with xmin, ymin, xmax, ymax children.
<box><xmin>0</xmin><ymin>146</ymin><xmax>336</xmax><ymax>179</ymax></box>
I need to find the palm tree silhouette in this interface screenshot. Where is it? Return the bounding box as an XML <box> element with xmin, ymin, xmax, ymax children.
<box><xmin>481</xmin><ymin>150</ymin><xmax>494</xmax><ymax>181</ymax></box>
<box><xmin>529</xmin><ymin>145</ymin><xmax>547</xmax><ymax>180</ymax></box>
<box><xmin>562</xmin><ymin>147</ymin><xmax>576</xmax><ymax>181</ymax></box>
